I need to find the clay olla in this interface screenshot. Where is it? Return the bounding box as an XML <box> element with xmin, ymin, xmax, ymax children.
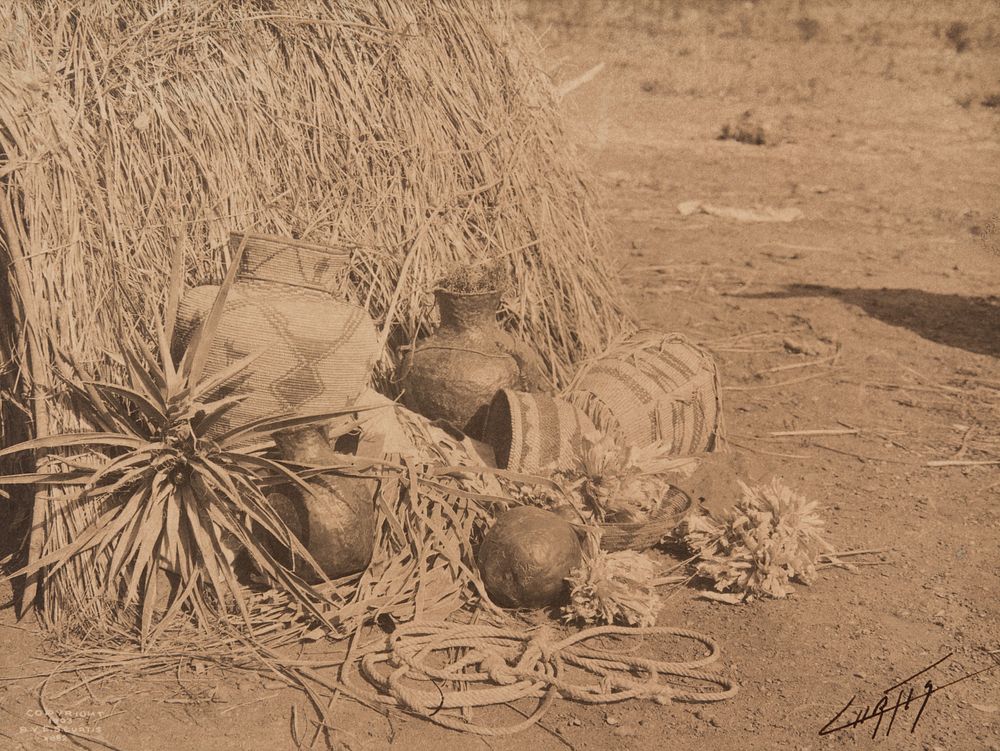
<box><xmin>267</xmin><ymin>426</ymin><xmax>376</xmax><ymax>581</ymax></box>
<box><xmin>401</xmin><ymin>289</ymin><xmax>521</xmax><ymax>435</ymax></box>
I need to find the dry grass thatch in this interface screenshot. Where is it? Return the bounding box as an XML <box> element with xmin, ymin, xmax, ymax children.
<box><xmin>0</xmin><ymin>0</ymin><xmax>632</xmax><ymax>617</ymax></box>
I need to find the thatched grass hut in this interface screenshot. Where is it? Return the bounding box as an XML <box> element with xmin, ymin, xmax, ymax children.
<box><xmin>0</xmin><ymin>0</ymin><xmax>630</xmax><ymax>620</ymax></box>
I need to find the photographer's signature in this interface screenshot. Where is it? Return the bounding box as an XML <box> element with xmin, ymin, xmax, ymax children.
<box><xmin>819</xmin><ymin>652</ymin><xmax>999</xmax><ymax>739</ymax></box>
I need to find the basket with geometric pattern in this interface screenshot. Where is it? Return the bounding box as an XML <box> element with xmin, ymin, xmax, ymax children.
<box><xmin>173</xmin><ymin>234</ymin><xmax>378</xmax><ymax>439</ymax></box>
<box><xmin>565</xmin><ymin>330</ymin><xmax>724</xmax><ymax>456</ymax></box>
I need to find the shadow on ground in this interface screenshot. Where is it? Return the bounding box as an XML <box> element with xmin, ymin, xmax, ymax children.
<box><xmin>738</xmin><ymin>285</ymin><xmax>1000</xmax><ymax>358</ymax></box>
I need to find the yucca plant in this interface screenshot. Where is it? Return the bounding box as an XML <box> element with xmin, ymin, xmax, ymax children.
<box><xmin>0</xmin><ymin>238</ymin><xmax>360</xmax><ymax>643</ymax></box>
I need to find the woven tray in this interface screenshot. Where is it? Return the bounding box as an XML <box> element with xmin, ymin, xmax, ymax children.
<box><xmin>598</xmin><ymin>484</ymin><xmax>693</xmax><ymax>552</ymax></box>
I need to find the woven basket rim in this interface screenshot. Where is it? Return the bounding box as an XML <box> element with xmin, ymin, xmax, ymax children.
<box><xmin>598</xmin><ymin>485</ymin><xmax>693</xmax><ymax>552</ymax></box>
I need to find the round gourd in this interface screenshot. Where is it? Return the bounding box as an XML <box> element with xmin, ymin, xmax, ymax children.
<box><xmin>477</xmin><ymin>506</ymin><xmax>582</xmax><ymax>608</ymax></box>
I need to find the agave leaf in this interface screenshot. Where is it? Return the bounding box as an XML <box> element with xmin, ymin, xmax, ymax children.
<box><xmin>179</xmin><ymin>485</ymin><xmax>226</xmax><ymax>588</ymax></box>
<box><xmin>263</xmin><ymin>461</ymin><xmax>388</xmax><ymax>486</ymax></box>
<box><xmin>188</xmin><ymin>459</ymin><xmax>243</xmax><ymax>510</ymax></box>
<box><xmin>106</xmin><ymin>487</ymin><xmax>153</xmax><ymax>587</ymax></box>
<box><xmin>215</xmin><ymin>406</ymin><xmax>377</xmax><ymax>448</ymax></box>
<box><xmin>189</xmin><ymin>349</ymin><xmax>265</xmax><ymax>403</ymax></box>
<box><xmin>6</xmin><ymin>502</ymin><xmax>123</xmax><ymax>578</ymax></box>
<box><xmin>86</xmin><ymin>464</ymin><xmax>154</xmax><ymax>505</ymax></box>
<box><xmin>162</xmin><ymin>486</ymin><xmax>182</xmax><ymax>568</ymax></box>
<box><xmin>0</xmin><ymin>470</ymin><xmax>92</xmax><ymax>485</ymax></box>
<box><xmin>163</xmin><ymin>231</ymin><xmax>186</xmax><ymax>356</ymax></box>
<box><xmin>87</xmin><ymin>381</ymin><xmax>166</xmax><ymax>425</ymax></box>
<box><xmin>84</xmin><ymin>448</ymin><xmax>161</xmax><ymax>494</ymax></box>
<box><xmin>52</xmin><ymin>353</ymin><xmax>124</xmax><ymax>434</ymax></box>
<box><xmin>94</xmin><ymin>487</ymin><xmax>152</xmax><ymax>559</ymax></box>
<box><xmin>182</xmin><ymin>233</ymin><xmax>249</xmax><ymax>385</ymax></box>
<box><xmin>180</xmin><ymin>483</ymin><xmax>245</xmax><ymax>622</ymax></box>
<box><xmin>123</xmin><ymin>340</ymin><xmax>167</xmax><ymax>403</ymax></box>
<box><xmin>0</xmin><ymin>433</ymin><xmax>146</xmax><ymax>459</ymax></box>
<box><xmin>200</xmin><ymin>503</ymin><xmax>252</xmax><ymax>628</ymax></box>
<box><xmin>193</xmin><ymin>461</ymin><xmax>326</xmax><ymax>578</ymax></box>
<box><xmin>188</xmin><ymin>399</ymin><xmax>246</xmax><ymax>439</ymax></box>
<box><xmin>155</xmin><ymin>314</ymin><xmax>179</xmax><ymax>386</ymax></box>
<box><xmin>218</xmin><ymin>452</ymin><xmax>315</xmax><ymax>497</ymax></box>
<box><xmin>165</xmin><ymin>389</ymin><xmax>194</xmax><ymax>416</ymax></box>
<box><xmin>124</xmin><ymin>493</ymin><xmax>168</xmax><ymax>605</ymax></box>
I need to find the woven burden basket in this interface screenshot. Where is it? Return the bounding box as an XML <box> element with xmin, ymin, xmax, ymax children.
<box><xmin>175</xmin><ymin>234</ymin><xmax>378</xmax><ymax>439</ymax></box>
<box><xmin>481</xmin><ymin>389</ymin><xmax>597</xmax><ymax>474</ymax></box>
<box><xmin>232</xmin><ymin>232</ymin><xmax>352</xmax><ymax>295</ymax></box>
<box><xmin>598</xmin><ymin>485</ymin><xmax>693</xmax><ymax>553</ymax></box>
<box><xmin>565</xmin><ymin>331</ymin><xmax>724</xmax><ymax>455</ymax></box>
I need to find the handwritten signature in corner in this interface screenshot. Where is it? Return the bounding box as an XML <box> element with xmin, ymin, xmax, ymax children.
<box><xmin>819</xmin><ymin>652</ymin><xmax>1000</xmax><ymax>739</ymax></box>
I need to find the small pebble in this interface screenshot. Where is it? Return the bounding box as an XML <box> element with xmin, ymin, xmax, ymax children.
<box><xmin>613</xmin><ymin>725</ymin><xmax>637</xmax><ymax>738</ymax></box>
<box><xmin>605</xmin><ymin>714</ymin><xmax>621</xmax><ymax>726</ymax></box>
<box><xmin>566</xmin><ymin>718</ymin><xmax>582</xmax><ymax>727</ymax></box>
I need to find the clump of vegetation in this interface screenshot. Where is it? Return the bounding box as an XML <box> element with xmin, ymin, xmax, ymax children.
<box><xmin>718</xmin><ymin>111</ymin><xmax>767</xmax><ymax>146</ymax></box>
<box><xmin>562</xmin><ymin>541</ymin><xmax>661</xmax><ymax>627</ymax></box>
<box><xmin>676</xmin><ymin>478</ymin><xmax>833</xmax><ymax>600</ymax></box>
<box><xmin>436</xmin><ymin>258</ymin><xmax>509</xmax><ymax>294</ymax></box>
<box><xmin>945</xmin><ymin>21</ymin><xmax>971</xmax><ymax>53</ymax></box>
<box><xmin>795</xmin><ymin>16</ymin><xmax>820</xmax><ymax>42</ymax></box>
<box><xmin>982</xmin><ymin>93</ymin><xmax>1000</xmax><ymax>109</ymax></box>
<box><xmin>0</xmin><ymin>251</ymin><xmax>338</xmax><ymax>642</ymax></box>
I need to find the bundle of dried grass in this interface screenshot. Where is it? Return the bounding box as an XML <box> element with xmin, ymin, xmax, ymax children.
<box><xmin>0</xmin><ymin>0</ymin><xmax>631</xmax><ymax>617</ymax></box>
<box><xmin>562</xmin><ymin>537</ymin><xmax>661</xmax><ymax>627</ymax></box>
<box><xmin>677</xmin><ymin>478</ymin><xmax>833</xmax><ymax>600</ymax></box>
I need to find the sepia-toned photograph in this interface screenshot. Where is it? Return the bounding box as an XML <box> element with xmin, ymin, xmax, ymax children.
<box><xmin>0</xmin><ymin>1</ymin><xmax>997</xmax><ymax>748</ymax></box>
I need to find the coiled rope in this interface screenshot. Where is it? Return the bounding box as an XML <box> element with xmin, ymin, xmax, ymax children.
<box><xmin>348</xmin><ymin>621</ymin><xmax>738</xmax><ymax>736</ymax></box>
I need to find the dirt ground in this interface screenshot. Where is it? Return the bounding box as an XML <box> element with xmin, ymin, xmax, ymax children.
<box><xmin>2</xmin><ymin>2</ymin><xmax>999</xmax><ymax>749</ymax></box>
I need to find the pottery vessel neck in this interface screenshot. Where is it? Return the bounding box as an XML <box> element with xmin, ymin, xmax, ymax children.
<box><xmin>435</xmin><ymin>289</ymin><xmax>502</xmax><ymax>331</ymax></box>
<box><xmin>273</xmin><ymin>426</ymin><xmax>335</xmax><ymax>465</ymax></box>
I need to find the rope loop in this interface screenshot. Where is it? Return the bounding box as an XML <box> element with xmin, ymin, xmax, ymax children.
<box><xmin>350</xmin><ymin>621</ymin><xmax>738</xmax><ymax>736</ymax></box>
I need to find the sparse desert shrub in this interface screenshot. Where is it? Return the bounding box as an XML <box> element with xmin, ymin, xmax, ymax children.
<box><xmin>945</xmin><ymin>21</ymin><xmax>971</xmax><ymax>53</ymax></box>
<box><xmin>982</xmin><ymin>93</ymin><xmax>1000</xmax><ymax>109</ymax></box>
<box><xmin>795</xmin><ymin>16</ymin><xmax>820</xmax><ymax>42</ymax></box>
<box><xmin>718</xmin><ymin>111</ymin><xmax>767</xmax><ymax>146</ymax></box>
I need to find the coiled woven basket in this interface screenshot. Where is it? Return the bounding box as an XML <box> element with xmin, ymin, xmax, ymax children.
<box><xmin>232</xmin><ymin>231</ymin><xmax>353</xmax><ymax>296</ymax></box>
<box><xmin>481</xmin><ymin>389</ymin><xmax>597</xmax><ymax>474</ymax></box>
<box><xmin>597</xmin><ymin>484</ymin><xmax>693</xmax><ymax>552</ymax></box>
<box><xmin>565</xmin><ymin>330</ymin><xmax>724</xmax><ymax>455</ymax></box>
<box><xmin>174</xmin><ymin>233</ymin><xmax>378</xmax><ymax>439</ymax></box>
